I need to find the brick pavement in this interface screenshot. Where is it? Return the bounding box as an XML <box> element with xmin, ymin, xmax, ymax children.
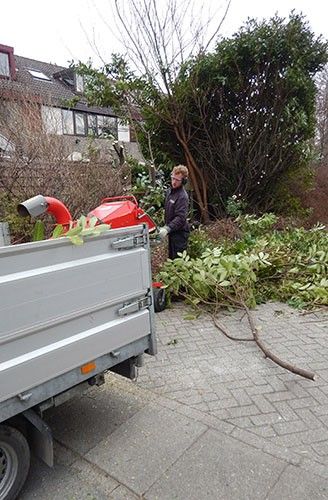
<box><xmin>20</xmin><ymin>301</ymin><xmax>328</xmax><ymax>499</ymax></box>
<box><xmin>137</xmin><ymin>301</ymin><xmax>328</xmax><ymax>479</ymax></box>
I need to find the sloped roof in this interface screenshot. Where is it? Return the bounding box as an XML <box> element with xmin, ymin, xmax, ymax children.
<box><xmin>0</xmin><ymin>52</ymin><xmax>116</xmax><ymax>117</ymax></box>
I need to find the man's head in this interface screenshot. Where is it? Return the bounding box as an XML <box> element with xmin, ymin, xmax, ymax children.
<box><xmin>171</xmin><ymin>165</ymin><xmax>189</xmax><ymax>189</ymax></box>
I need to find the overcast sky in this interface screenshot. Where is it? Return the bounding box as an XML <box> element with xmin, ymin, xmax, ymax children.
<box><xmin>2</xmin><ymin>0</ymin><xmax>328</xmax><ymax>67</ymax></box>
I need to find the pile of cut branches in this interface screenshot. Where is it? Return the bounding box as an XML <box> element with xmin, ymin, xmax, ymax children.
<box><xmin>158</xmin><ymin>214</ymin><xmax>327</xmax><ymax>380</ymax></box>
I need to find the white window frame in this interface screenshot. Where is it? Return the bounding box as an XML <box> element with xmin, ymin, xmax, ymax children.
<box><xmin>75</xmin><ymin>74</ymin><xmax>84</xmax><ymax>93</ymax></box>
<box><xmin>28</xmin><ymin>69</ymin><xmax>51</xmax><ymax>81</ymax></box>
<box><xmin>0</xmin><ymin>52</ymin><xmax>10</xmax><ymax>77</ymax></box>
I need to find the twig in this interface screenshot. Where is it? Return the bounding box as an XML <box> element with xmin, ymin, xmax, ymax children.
<box><xmin>212</xmin><ymin>314</ymin><xmax>253</xmax><ymax>341</ymax></box>
<box><xmin>211</xmin><ymin>288</ymin><xmax>316</xmax><ymax>380</ymax></box>
<box><xmin>300</xmin><ymin>307</ymin><xmax>328</xmax><ymax>316</ymax></box>
<box><xmin>170</xmin><ymin>273</ymin><xmax>316</xmax><ymax>380</ymax></box>
<box><xmin>241</xmin><ymin>300</ymin><xmax>316</xmax><ymax>381</ymax></box>
<box><xmin>301</xmin><ymin>317</ymin><xmax>328</xmax><ymax>324</ymax></box>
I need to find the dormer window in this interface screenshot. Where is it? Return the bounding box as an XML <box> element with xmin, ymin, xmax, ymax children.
<box><xmin>0</xmin><ymin>52</ymin><xmax>10</xmax><ymax>77</ymax></box>
<box><xmin>0</xmin><ymin>44</ymin><xmax>15</xmax><ymax>79</ymax></box>
<box><xmin>75</xmin><ymin>73</ymin><xmax>84</xmax><ymax>93</ymax></box>
<box><xmin>28</xmin><ymin>69</ymin><xmax>51</xmax><ymax>81</ymax></box>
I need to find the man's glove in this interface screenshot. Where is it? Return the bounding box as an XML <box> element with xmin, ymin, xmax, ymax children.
<box><xmin>158</xmin><ymin>226</ymin><xmax>170</xmax><ymax>240</ymax></box>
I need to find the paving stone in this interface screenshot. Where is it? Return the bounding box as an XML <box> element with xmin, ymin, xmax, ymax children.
<box><xmin>228</xmin><ymin>416</ymin><xmax>254</xmax><ymax>428</ymax></box>
<box><xmin>262</xmin><ymin>443</ymin><xmax>301</xmax><ymax>465</ymax></box>
<box><xmin>251</xmin><ymin>412</ymin><xmax>283</xmax><ymax>426</ymax></box>
<box><xmin>209</xmin><ymin>398</ymin><xmax>239</xmax><ymax>409</ymax></box>
<box><xmin>137</xmin><ymin>303</ymin><xmax>328</xmax><ymax>480</ymax></box>
<box><xmin>269</xmin><ymin>433</ymin><xmax>305</xmax><ymax>449</ymax></box>
<box><xmin>266</xmin><ymin>464</ymin><xmax>328</xmax><ymax>499</ymax></box>
<box><xmin>85</xmin><ymin>404</ymin><xmax>206</xmax><ymax>495</ymax></box>
<box><xmin>288</xmin><ymin>397</ymin><xmax>317</xmax><ymax>409</ymax></box>
<box><xmin>301</xmin><ymin>428</ymin><xmax>328</xmax><ymax>445</ymax></box>
<box><xmin>273</xmin><ymin>419</ymin><xmax>308</xmax><ymax>436</ymax></box>
<box><xmin>295</xmin><ymin>408</ymin><xmax>323</xmax><ymax>428</ymax></box>
<box><xmin>230</xmin><ymin>388</ymin><xmax>253</xmax><ymax>405</ymax></box>
<box><xmin>307</xmin><ymin>387</ymin><xmax>328</xmax><ymax>405</ymax></box>
<box><xmin>301</xmin><ymin>458</ymin><xmax>328</xmax><ymax>480</ymax></box>
<box><xmin>20</xmin><ymin>457</ymin><xmax>118</xmax><ymax>500</ymax></box>
<box><xmin>249</xmin><ymin>426</ymin><xmax>277</xmax><ymax>438</ymax></box>
<box><xmin>145</xmin><ymin>429</ymin><xmax>285</xmax><ymax>500</ymax></box>
<box><xmin>311</xmin><ymin>441</ymin><xmax>328</xmax><ymax>456</ymax></box>
<box><xmin>273</xmin><ymin>401</ymin><xmax>298</xmax><ymax>421</ymax></box>
<box><xmin>251</xmin><ymin>394</ymin><xmax>275</xmax><ymax>413</ymax></box>
<box><xmin>209</xmin><ymin>408</ymin><xmax>230</xmax><ymax>419</ymax></box>
<box><xmin>246</xmin><ymin>384</ymin><xmax>274</xmax><ymax>395</ymax></box>
<box><xmin>46</xmin><ymin>378</ymin><xmax>150</xmax><ymax>455</ymax></box>
<box><xmin>109</xmin><ymin>485</ymin><xmax>140</xmax><ymax>499</ymax></box>
<box><xmin>319</xmin><ymin>414</ymin><xmax>328</xmax><ymax>426</ymax></box>
<box><xmin>266</xmin><ymin>391</ymin><xmax>296</xmax><ymax>402</ymax></box>
<box><xmin>231</xmin><ymin>427</ymin><xmax>268</xmax><ymax>449</ymax></box>
<box><xmin>228</xmin><ymin>404</ymin><xmax>260</xmax><ymax>419</ymax></box>
<box><xmin>312</xmin><ymin>404</ymin><xmax>328</xmax><ymax>416</ymax></box>
<box><xmin>265</xmin><ymin>375</ymin><xmax>287</xmax><ymax>392</ymax></box>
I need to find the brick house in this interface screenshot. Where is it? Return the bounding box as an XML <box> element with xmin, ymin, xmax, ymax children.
<box><xmin>0</xmin><ymin>43</ymin><xmax>141</xmax><ymax>161</ymax></box>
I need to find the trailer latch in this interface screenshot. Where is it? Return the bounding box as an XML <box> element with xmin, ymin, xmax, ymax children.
<box><xmin>118</xmin><ymin>295</ymin><xmax>152</xmax><ymax>316</ymax></box>
<box><xmin>112</xmin><ymin>234</ymin><xmax>147</xmax><ymax>250</ymax></box>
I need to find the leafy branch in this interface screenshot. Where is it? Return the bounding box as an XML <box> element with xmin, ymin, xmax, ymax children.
<box><xmin>158</xmin><ymin>214</ymin><xmax>327</xmax><ymax>380</ymax></box>
<box><xmin>33</xmin><ymin>216</ymin><xmax>110</xmax><ymax>245</ymax></box>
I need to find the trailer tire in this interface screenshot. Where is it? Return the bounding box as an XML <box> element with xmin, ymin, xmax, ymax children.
<box><xmin>0</xmin><ymin>425</ymin><xmax>30</xmax><ymax>500</ymax></box>
<box><xmin>153</xmin><ymin>287</ymin><xmax>166</xmax><ymax>313</ymax></box>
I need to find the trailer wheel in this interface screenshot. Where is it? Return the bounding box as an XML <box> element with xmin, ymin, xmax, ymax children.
<box><xmin>0</xmin><ymin>425</ymin><xmax>30</xmax><ymax>500</ymax></box>
<box><xmin>153</xmin><ymin>287</ymin><xmax>166</xmax><ymax>313</ymax></box>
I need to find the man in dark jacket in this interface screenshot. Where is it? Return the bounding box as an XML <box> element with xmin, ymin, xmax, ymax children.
<box><xmin>158</xmin><ymin>165</ymin><xmax>190</xmax><ymax>259</ymax></box>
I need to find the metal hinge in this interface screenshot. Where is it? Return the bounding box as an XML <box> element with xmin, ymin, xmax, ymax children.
<box><xmin>118</xmin><ymin>295</ymin><xmax>152</xmax><ymax>316</ymax></box>
<box><xmin>18</xmin><ymin>392</ymin><xmax>33</xmax><ymax>402</ymax></box>
<box><xmin>112</xmin><ymin>233</ymin><xmax>147</xmax><ymax>250</ymax></box>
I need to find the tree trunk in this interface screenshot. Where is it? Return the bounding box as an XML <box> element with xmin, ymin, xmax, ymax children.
<box><xmin>174</xmin><ymin>126</ymin><xmax>210</xmax><ymax>223</ymax></box>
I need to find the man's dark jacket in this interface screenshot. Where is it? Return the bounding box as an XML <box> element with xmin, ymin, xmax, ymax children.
<box><xmin>164</xmin><ymin>186</ymin><xmax>189</xmax><ymax>233</ymax></box>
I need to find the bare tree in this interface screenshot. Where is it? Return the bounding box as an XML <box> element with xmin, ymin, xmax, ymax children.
<box><xmin>92</xmin><ymin>0</ymin><xmax>231</xmax><ymax>222</ymax></box>
<box><xmin>0</xmin><ymin>93</ymin><xmax>130</xmax><ymax>240</ymax></box>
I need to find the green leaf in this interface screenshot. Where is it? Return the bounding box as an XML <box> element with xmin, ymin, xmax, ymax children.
<box><xmin>94</xmin><ymin>224</ymin><xmax>110</xmax><ymax>232</ymax></box>
<box><xmin>183</xmin><ymin>314</ymin><xmax>197</xmax><ymax>320</ymax></box>
<box><xmin>65</xmin><ymin>226</ymin><xmax>83</xmax><ymax>237</ymax></box>
<box><xmin>219</xmin><ymin>280</ymin><xmax>231</xmax><ymax>287</ymax></box>
<box><xmin>69</xmin><ymin>235</ymin><xmax>84</xmax><ymax>246</ymax></box>
<box><xmin>32</xmin><ymin>220</ymin><xmax>45</xmax><ymax>241</ymax></box>
<box><xmin>89</xmin><ymin>216</ymin><xmax>98</xmax><ymax>228</ymax></box>
<box><xmin>52</xmin><ymin>224</ymin><xmax>64</xmax><ymax>239</ymax></box>
<box><xmin>78</xmin><ymin>215</ymin><xmax>87</xmax><ymax>229</ymax></box>
<box><xmin>80</xmin><ymin>228</ymin><xmax>99</xmax><ymax>237</ymax></box>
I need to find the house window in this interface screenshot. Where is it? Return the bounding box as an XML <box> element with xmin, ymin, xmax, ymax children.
<box><xmin>62</xmin><ymin>109</ymin><xmax>74</xmax><ymax>135</ymax></box>
<box><xmin>75</xmin><ymin>74</ymin><xmax>84</xmax><ymax>93</ymax></box>
<box><xmin>41</xmin><ymin>107</ymin><xmax>120</xmax><ymax>140</ymax></box>
<box><xmin>0</xmin><ymin>133</ymin><xmax>15</xmax><ymax>156</ymax></box>
<box><xmin>88</xmin><ymin>115</ymin><xmax>97</xmax><ymax>136</ymax></box>
<box><xmin>0</xmin><ymin>52</ymin><xmax>10</xmax><ymax>77</ymax></box>
<box><xmin>97</xmin><ymin>115</ymin><xmax>118</xmax><ymax>138</ymax></box>
<box><xmin>28</xmin><ymin>69</ymin><xmax>51</xmax><ymax>81</ymax></box>
<box><xmin>42</xmin><ymin>106</ymin><xmax>63</xmax><ymax>134</ymax></box>
<box><xmin>118</xmin><ymin>120</ymin><xmax>130</xmax><ymax>142</ymax></box>
<box><xmin>74</xmin><ymin>112</ymin><xmax>87</xmax><ymax>135</ymax></box>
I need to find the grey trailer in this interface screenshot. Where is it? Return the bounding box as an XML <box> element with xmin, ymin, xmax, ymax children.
<box><xmin>0</xmin><ymin>224</ymin><xmax>156</xmax><ymax>499</ymax></box>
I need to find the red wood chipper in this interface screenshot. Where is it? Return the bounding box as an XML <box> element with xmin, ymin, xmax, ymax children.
<box><xmin>17</xmin><ymin>194</ymin><xmax>166</xmax><ymax>312</ymax></box>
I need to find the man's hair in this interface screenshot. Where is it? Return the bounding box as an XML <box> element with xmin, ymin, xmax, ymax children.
<box><xmin>172</xmin><ymin>165</ymin><xmax>189</xmax><ymax>179</ymax></box>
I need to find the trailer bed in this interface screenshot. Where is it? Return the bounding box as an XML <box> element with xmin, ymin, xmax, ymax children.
<box><xmin>0</xmin><ymin>225</ymin><xmax>156</xmax><ymax>410</ymax></box>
